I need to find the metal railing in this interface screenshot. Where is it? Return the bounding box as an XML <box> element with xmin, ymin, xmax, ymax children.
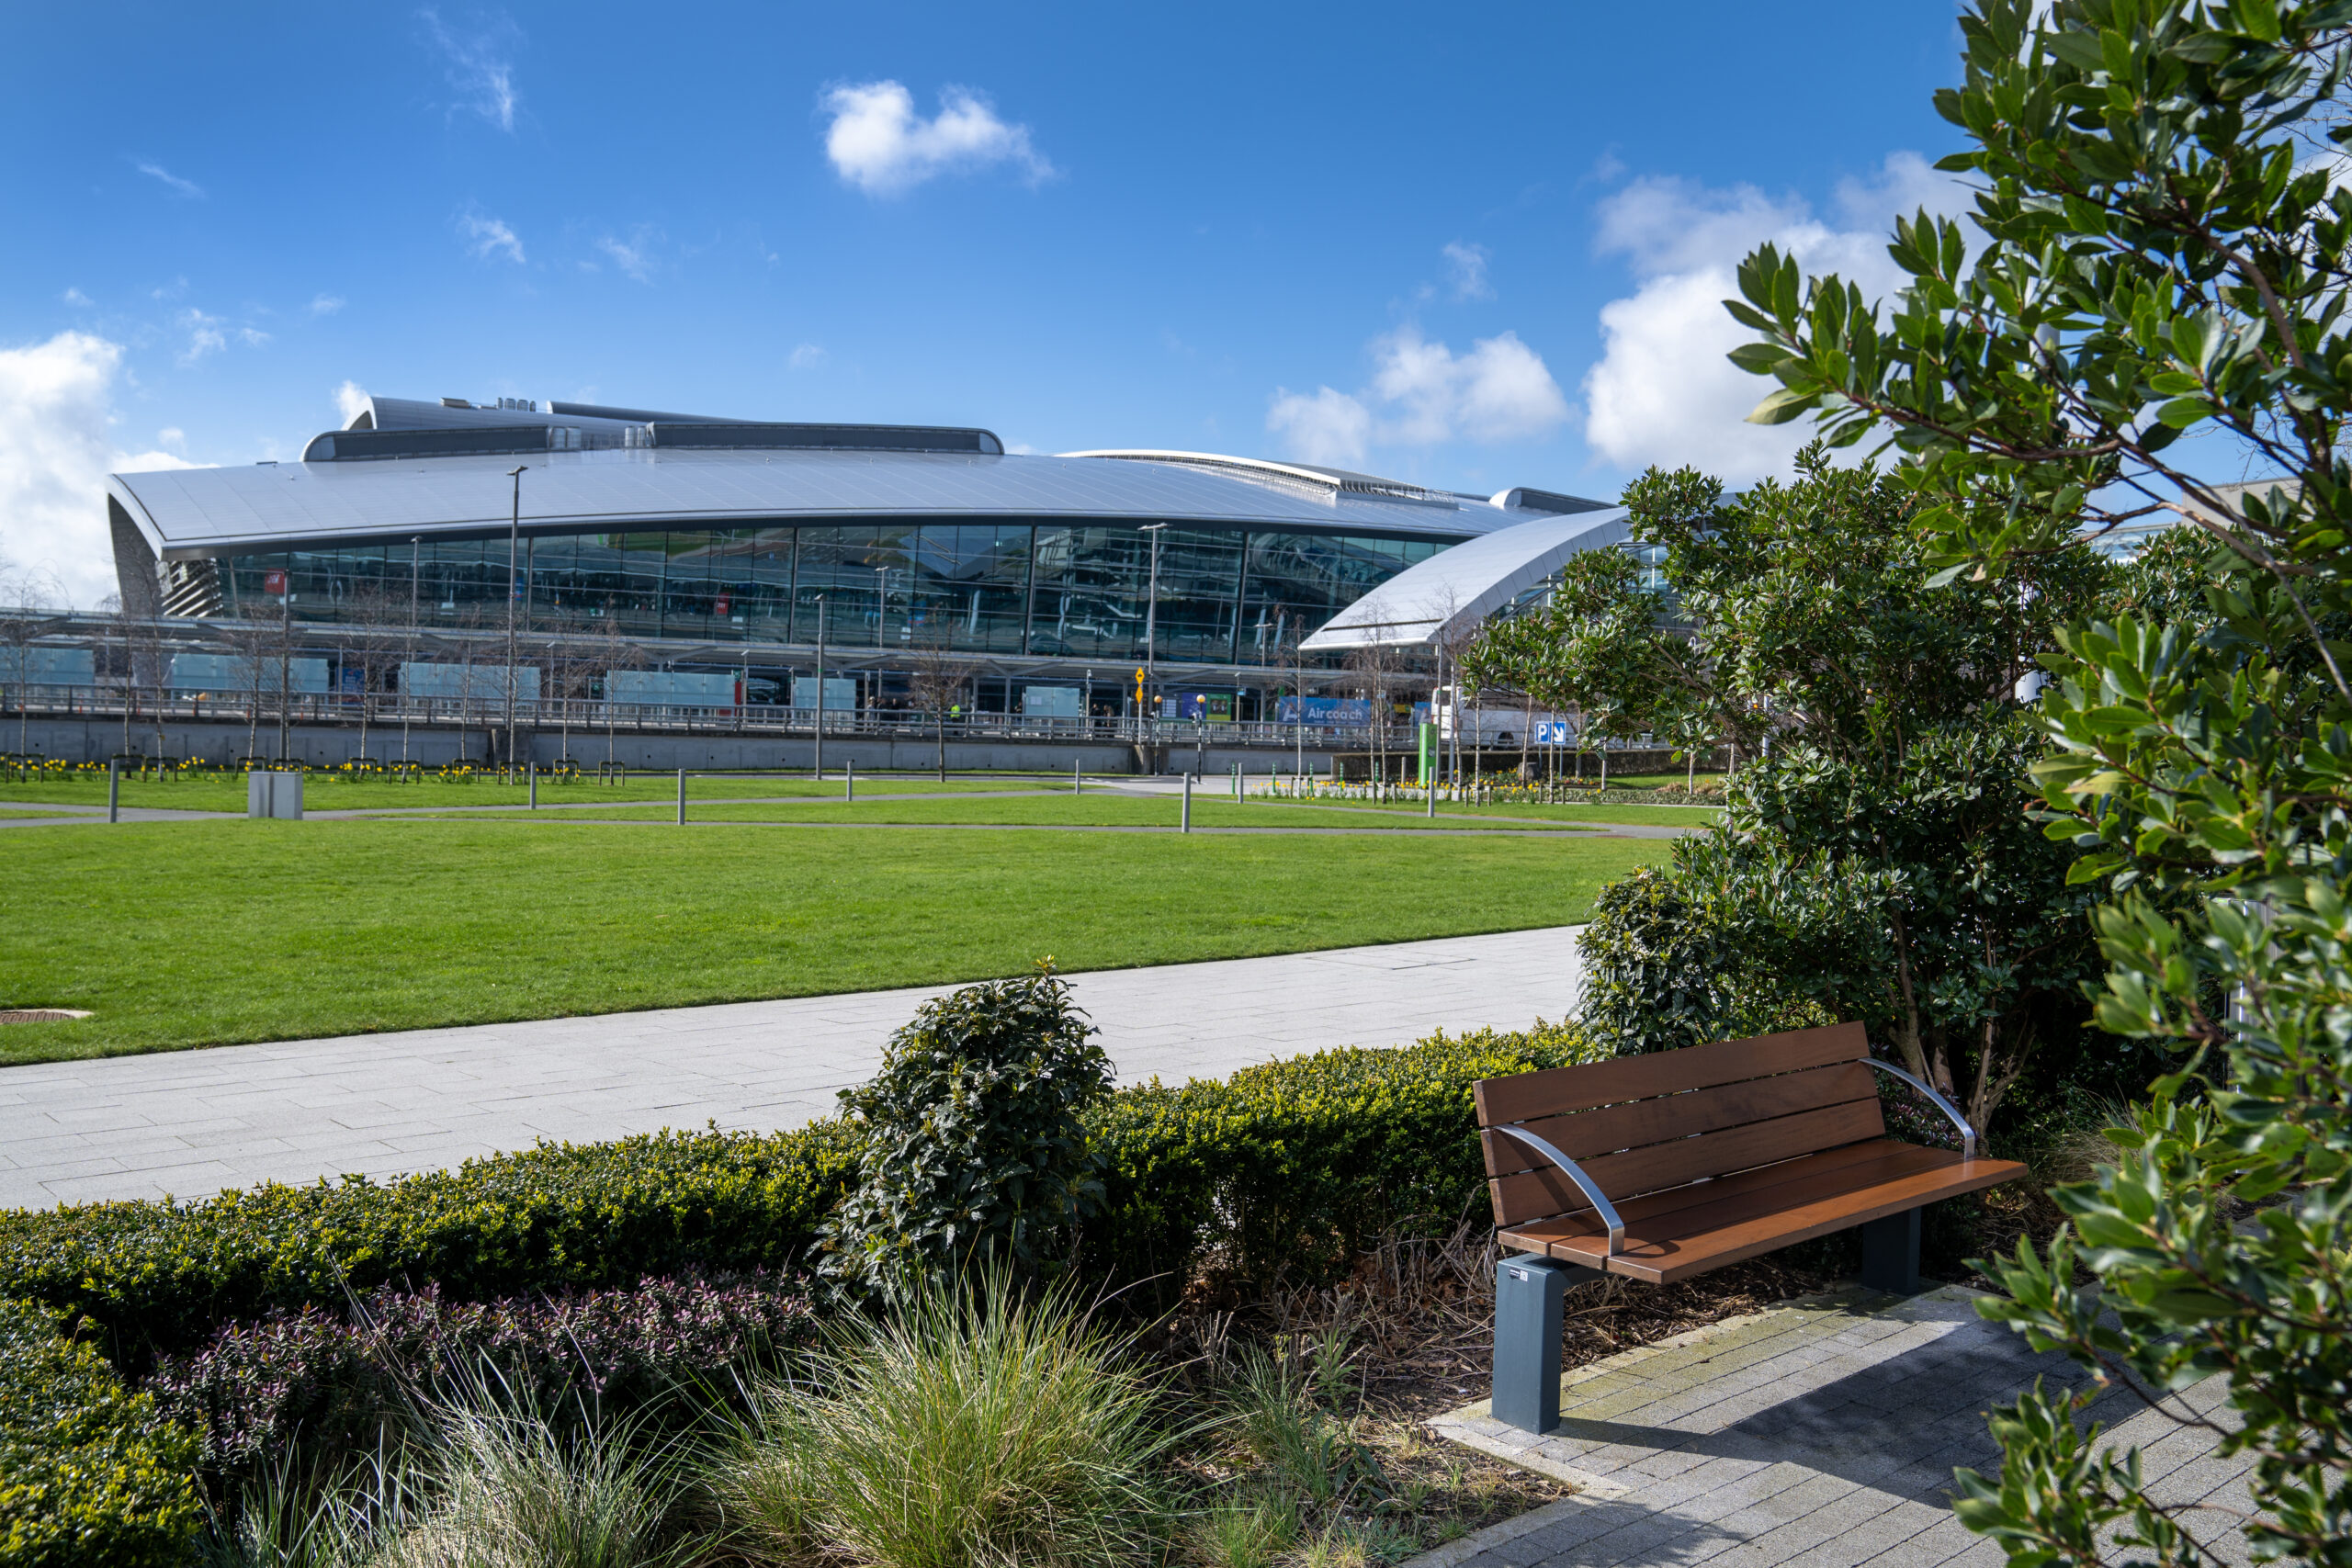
<box><xmin>1</xmin><ymin>682</ymin><xmax>1485</xmax><ymax>751</ymax></box>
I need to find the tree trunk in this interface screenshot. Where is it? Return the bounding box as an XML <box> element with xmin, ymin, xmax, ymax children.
<box><xmin>1886</xmin><ymin>908</ymin><xmax>1934</xmax><ymax>1085</ymax></box>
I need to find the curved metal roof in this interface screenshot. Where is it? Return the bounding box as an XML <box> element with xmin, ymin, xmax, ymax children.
<box><xmin>1299</xmin><ymin>506</ymin><xmax>1634</xmax><ymax>650</ymax></box>
<box><xmin>107</xmin><ymin>445</ymin><xmax>1605</xmax><ymax>559</ymax></box>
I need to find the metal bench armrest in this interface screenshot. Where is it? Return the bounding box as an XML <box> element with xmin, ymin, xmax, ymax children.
<box><xmin>1866</xmin><ymin>1059</ymin><xmax>1977</xmax><ymax>1160</ymax></box>
<box><xmin>1493</xmin><ymin>1124</ymin><xmax>1626</xmax><ymax>1257</ymax></box>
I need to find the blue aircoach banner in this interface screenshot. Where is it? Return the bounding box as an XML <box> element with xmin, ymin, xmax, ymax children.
<box><xmin>1274</xmin><ymin>696</ymin><xmax>1374</xmax><ymax>726</ymax></box>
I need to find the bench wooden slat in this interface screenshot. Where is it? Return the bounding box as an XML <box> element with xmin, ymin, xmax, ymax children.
<box><xmin>1487</xmin><ymin>1098</ymin><xmax>1887</xmax><ymax>1226</ymax></box>
<box><xmin>1495</xmin><ymin>1140</ymin><xmax>1928</xmax><ymax>1256</ymax></box>
<box><xmin>1480</xmin><ymin>1058</ymin><xmax>1879</xmax><ymax>1178</ymax></box>
<box><xmin>1499</xmin><ymin>1144</ymin><xmax>2027</xmax><ymax>1283</ymax></box>
<box><xmin>1472</xmin><ymin>1021</ymin><xmax>1866</xmax><ymax>1126</ymax></box>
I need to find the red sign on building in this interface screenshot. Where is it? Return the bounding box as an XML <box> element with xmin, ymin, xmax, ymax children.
<box><xmin>714</xmin><ymin>593</ymin><xmax>731</xmax><ymax>616</ymax></box>
<box><xmin>262</xmin><ymin>570</ymin><xmax>288</xmax><ymax>594</ymax></box>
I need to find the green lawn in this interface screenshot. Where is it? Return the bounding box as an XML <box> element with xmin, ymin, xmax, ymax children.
<box><xmin>1249</xmin><ymin>796</ymin><xmax>1721</xmax><ymax>829</ymax></box>
<box><xmin>0</xmin><ymin>819</ymin><xmax>1663</xmax><ymax>1065</ymax></box>
<box><xmin>0</xmin><ymin>773</ymin><xmax>1058</xmax><ymax>814</ymax></box>
<box><xmin>448</xmin><ymin>795</ymin><xmax>1600</xmax><ymax>829</ymax></box>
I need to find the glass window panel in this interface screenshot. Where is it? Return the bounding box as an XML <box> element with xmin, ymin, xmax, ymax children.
<box><xmin>1148</xmin><ymin>527</ymin><xmax>1246</xmax><ymax>666</ymax></box>
<box><xmin>1027</xmin><ymin>525</ymin><xmax>1147</xmax><ymax>663</ymax></box>
<box><xmin>660</xmin><ymin>530</ymin><xmax>748</xmax><ymax>642</ymax></box>
<box><xmin>741</xmin><ymin>527</ymin><xmax>796</xmax><ymax>637</ymax></box>
<box><xmin>1239</xmin><ymin>532</ymin><xmax>1438</xmax><ymax>668</ymax></box>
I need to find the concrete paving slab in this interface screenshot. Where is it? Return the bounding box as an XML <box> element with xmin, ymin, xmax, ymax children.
<box><xmin>1422</xmin><ymin>1286</ymin><xmax>2258</xmax><ymax>1568</ymax></box>
<box><xmin>0</xmin><ymin>923</ymin><xmax>1588</xmax><ymax>1210</ymax></box>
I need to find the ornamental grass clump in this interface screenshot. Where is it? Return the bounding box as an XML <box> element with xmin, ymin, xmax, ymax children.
<box><xmin>816</xmin><ymin>967</ymin><xmax>1113</xmax><ymax>1301</ymax></box>
<box><xmin>368</xmin><ymin>1391</ymin><xmax>684</xmax><ymax>1568</ymax></box>
<box><xmin>711</xmin><ymin>1273</ymin><xmax>1175</xmax><ymax>1568</ymax></box>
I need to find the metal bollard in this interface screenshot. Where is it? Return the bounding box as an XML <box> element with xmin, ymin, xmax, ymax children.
<box><xmin>1181</xmin><ymin>771</ymin><xmax>1192</xmax><ymax>834</ymax></box>
<box><xmin>1073</xmin><ymin>759</ymin><xmax>1081</xmax><ymax>796</ymax></box>
<box><xmin>107</xmin><ymin>758</ymin><xmax>119</xmax><ymax>824</ymax></box>
<box><xmin>676</xmin><ymin>767</ymin><xmax>686</xmax><ymax>825</ymax></box>
<box><xmin>528</xmin><ymin>763</ymin><xmax>537</xmax><ymax>810</ymax></box>
<box><xmin>846</xmin><ymin>761</ymin><xmax>854</xmax><ymax>801</ymax></box>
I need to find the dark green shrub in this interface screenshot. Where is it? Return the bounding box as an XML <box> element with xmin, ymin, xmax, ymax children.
<box><xmin>0</xmin><ymin>1020</ymin><xmax>1596</xmax><ymax>1375</ymax></box>
<box><xmin>0</xmin><ymin>1123</ymin><xmax>855</xmax><ymax>1368</ymax></box>
<box><xmin>818</xmin><ymin>972</ymin><xmax>1114</xmax><ymax>1297</ymax></box>
<box><xmin>0</xmin><ymin>1298</ymin><xmax>201</xmax><ymax>1568</ymax></box>
<box><xmin>1084</xmin><ymin>1020</ymin><xmax>1604</xmax><ymax>1300</ymax></box>
<box><xmin>147</xmin><ymin>1269</ymin><xmax>813</xmax><ymax>1478</ymax></box>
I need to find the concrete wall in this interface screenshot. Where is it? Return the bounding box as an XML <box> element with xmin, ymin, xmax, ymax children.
<box><xmin>6</xmin><ymin>715</ymin><xmax>1338</xmax><ymax>777</ymax></box>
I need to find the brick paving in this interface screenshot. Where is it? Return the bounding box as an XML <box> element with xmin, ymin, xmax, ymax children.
<box><xmin>1422</xmin><ymin>1285</ymin><xmax>2253</xmax><ymax>1568</ymax></box>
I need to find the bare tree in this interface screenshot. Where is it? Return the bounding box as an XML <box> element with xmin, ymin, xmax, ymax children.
<box><xmin>539</xmin><ymin>616</ymin><xmax>603</xmax><ymax>768</ymax></box>
<box><xmin>1428</xmin><ymin>585</ymin><xmax>1477</xmax><ymax>788</ymax></box>
<box><xmin>336</xmin><ymin>586</ymin><xmax>410</xmax><ymax>765</ymax></box>
<box><xmin>0</xmin><ymin>564</ymin><xmax>64</xmax><ymax>761</ymax></box>
<box><xmin>111</xmin><ymin>601</ymin><xmax>173</xmax><ymax>762</ymax></box>
<box><xmin>1343</xmin><ymin>640</ymin><xmax>1408</xmax><ymax>785</ymax></box>
<box><xmin>593</xmin><ymin>611</ymin><xmax>645</xmax><ymax>768</ymax></box>
<box><xmin>215</xmin><ymin>609</ymin><xmax>277</xmax><ymax>764</ymax></box>
<box><xmin>905</xmin><ymin>625</ymin><xmax>978</xmax><ymax>782</ymax></box>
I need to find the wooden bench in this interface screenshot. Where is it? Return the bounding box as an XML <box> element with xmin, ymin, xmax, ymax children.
<box><xmin>1474</xmin><ymin>1021</ymin><xmax>2027</xmax><ymax>1433</ymax></box>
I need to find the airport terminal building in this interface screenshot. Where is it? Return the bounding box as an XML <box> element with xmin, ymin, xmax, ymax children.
<box><xmin>103</xmin><ymin>393</ymin><xmax>1635</xmax><ymax>719</ymax></box>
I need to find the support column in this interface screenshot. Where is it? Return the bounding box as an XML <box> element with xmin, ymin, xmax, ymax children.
<box><xmin>1860</xmin><ymin>1208</ymin><xmax>1925</xmax><ymax>1295</ymax></box>
<box><xmin>1493</xmin><ymin>1255</ymin><xmax>1595</xmax><ymax>1434</ymax></box>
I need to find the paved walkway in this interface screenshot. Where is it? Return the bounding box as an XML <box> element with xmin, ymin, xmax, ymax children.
<box><xmin>0</xmin><ymin>924</ymin><xmax>1584</xmax><ymax>1211</ymax></box>
<box><xmin>1423</xmin><ymin>1285</ymin><xmax>2253</xmax><ymax>1568</ymax></box>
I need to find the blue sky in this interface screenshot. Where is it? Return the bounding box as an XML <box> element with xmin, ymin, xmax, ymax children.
<box><xmin>1</xmin><ymin>2</ymin><xmax>1969</xmax><ymax>604</ymax></box>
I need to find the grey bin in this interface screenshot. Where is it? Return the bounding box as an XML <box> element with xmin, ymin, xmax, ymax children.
<box><xmin>248</xmin><ymin>772</ymin><xmax>303</xmax><ymax>820</ymax></box>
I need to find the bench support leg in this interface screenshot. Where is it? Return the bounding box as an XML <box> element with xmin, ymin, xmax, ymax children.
<box><xmin>1860</xmin><ymin>1208</ymin><xmax>1924</xmax><ymax>1295</ymax></box>
<box><xmin>1493</xmin><ymin>1255</ymin><xmax>1595</xmax><ymax>1434</ymax></box>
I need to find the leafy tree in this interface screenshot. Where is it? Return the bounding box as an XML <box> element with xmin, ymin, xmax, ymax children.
<box><xmin>817</xmin><ymin>969</ymin><xmax>1114</xmax><ymax>1303</ymax></box>
<box><xmin>1728</xmin><ymin>0</ymin><xmax>2352</xmax><ymax>1558</ymax></box>
<box><xmin>1494</xmin><ymin>451</ymin><xmax>2111</xmax><ymax>1134</ymax></box>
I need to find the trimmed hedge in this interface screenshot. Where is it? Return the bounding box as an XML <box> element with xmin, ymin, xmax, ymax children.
<box><xmin>0</xmin><ymin>1299</ymin><xmax>201</xmax><ymax>1568</ymax></box>
<box><xmin>0</xmin><ymin>1021</ymin><xmax>1600</xmax><ymax>1371</ymax></box>
<box><xmin>1088</xmin><ymin>1021</ymin><xmax>1601</xmax><ymax>1298</ymax></box>
<box><xmin>0</xmin><ymin>1123</ymin><xmax>856</xmax><ymax>1369</ymax></box>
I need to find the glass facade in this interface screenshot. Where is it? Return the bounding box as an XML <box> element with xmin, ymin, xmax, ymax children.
<box><xmin>212</xmin><ymin>520</ymin><xmax>1447</xmax><ymax>670</ymax></box>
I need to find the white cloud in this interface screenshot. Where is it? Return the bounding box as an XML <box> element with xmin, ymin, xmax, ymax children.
<box><xmin>787</xmin><ymin>343</ymin><xmax>826</xmax><ymax>370</ymax></box>
<box><xmin>158</xmin><ymin>426</ymin><xmax>186</xmax><ymax>450</ymax></box>
<box><xmin>1442</xmin><ymin>242</ymin><xmax>1494</xmax><ymax>301</ymax></box>
<box><xmin>1267</xmin><ymin>326</ymin><xmax>1572</xmax><ymax>467</ymax></box>
<box><xmin>1267</xmin><ymin>386</ymin><xmax>1375</xmax><ymax>468</ymax></box>
<box><xmin>420</xmin><ymin>9</ymin><xmax>520</xmax><ymax>131</ymax></box>
<box><xmin>595</xmin><ymin>231</ymin><xmax>656</xmax><ymax>283</ymax></box>
<box><xmin>821</xmin><ymin>81</ymin><xmax>1053</xmax><ymax>196</ymax></box>
<box><xmin>176</xmin><ymin>310</ymin><xmax>227</xmax><ymax>366</ymax></box>
<box><xmin>1581</xmin><ymin>151</ymin><xmax>1968</xmax><ymax>480</ymax></box>
<box><xmin>334</xmin><ymin>380</ymin><xmax>371</xmax><ymax>424</ymax></box>
<box><xmin>0</xmin><ymin>332</ymin><xmax>198</xmax><ymax>608</ymax></box>
<box><xmin>134</xmin><ymin>160</ymin><xmax>204</xmax><ymax>198</ymax></box>
<box><xmin>459</xmin><ymin>212</ymin><xmax>526</xmax><ymax>264</ymax></box>
<box><xmin>61</xmin><ymin>288</ymin><xmax>93</xmax><ymax>308</ymax></box>
<box><xmin>309</xmin><ymin>293</ymin><xmax>345</xmax><ymax>316</ymax></box>
<box><xmin>1004</xmin><ymin>442</ymin><xmax>1038</xmax><ymax>456</ymax></box>
<box><xmin>1371</xmin><ymin>327</ymin><xmax>1568</xmax><ymax>445</ymax></box>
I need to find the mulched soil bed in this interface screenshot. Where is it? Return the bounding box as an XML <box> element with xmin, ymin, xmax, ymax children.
<box><xmin>1140</xmin><ymin>1223</ymin><xmax>1853</xmax><ymax>1556</ymax></box>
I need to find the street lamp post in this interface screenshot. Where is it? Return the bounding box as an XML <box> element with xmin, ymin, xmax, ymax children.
<box><xmin>812</xmin><ymin>594</ymin><xmax>827</xmax><ymax>780</ymax></box>
<box><xmin>1139</xmin><ymin>524</ymin><xmax>1167</xmax><ymax>725</ymax></box>
<box><xmin>404</xmin><ymin>534</ymin><xmax>420</xmax><ymax>767</ymax></box>
<box><xmin>505</xmin><ymin>466</ymin><xmax>527</xmax><ymax>776</ymax></box>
